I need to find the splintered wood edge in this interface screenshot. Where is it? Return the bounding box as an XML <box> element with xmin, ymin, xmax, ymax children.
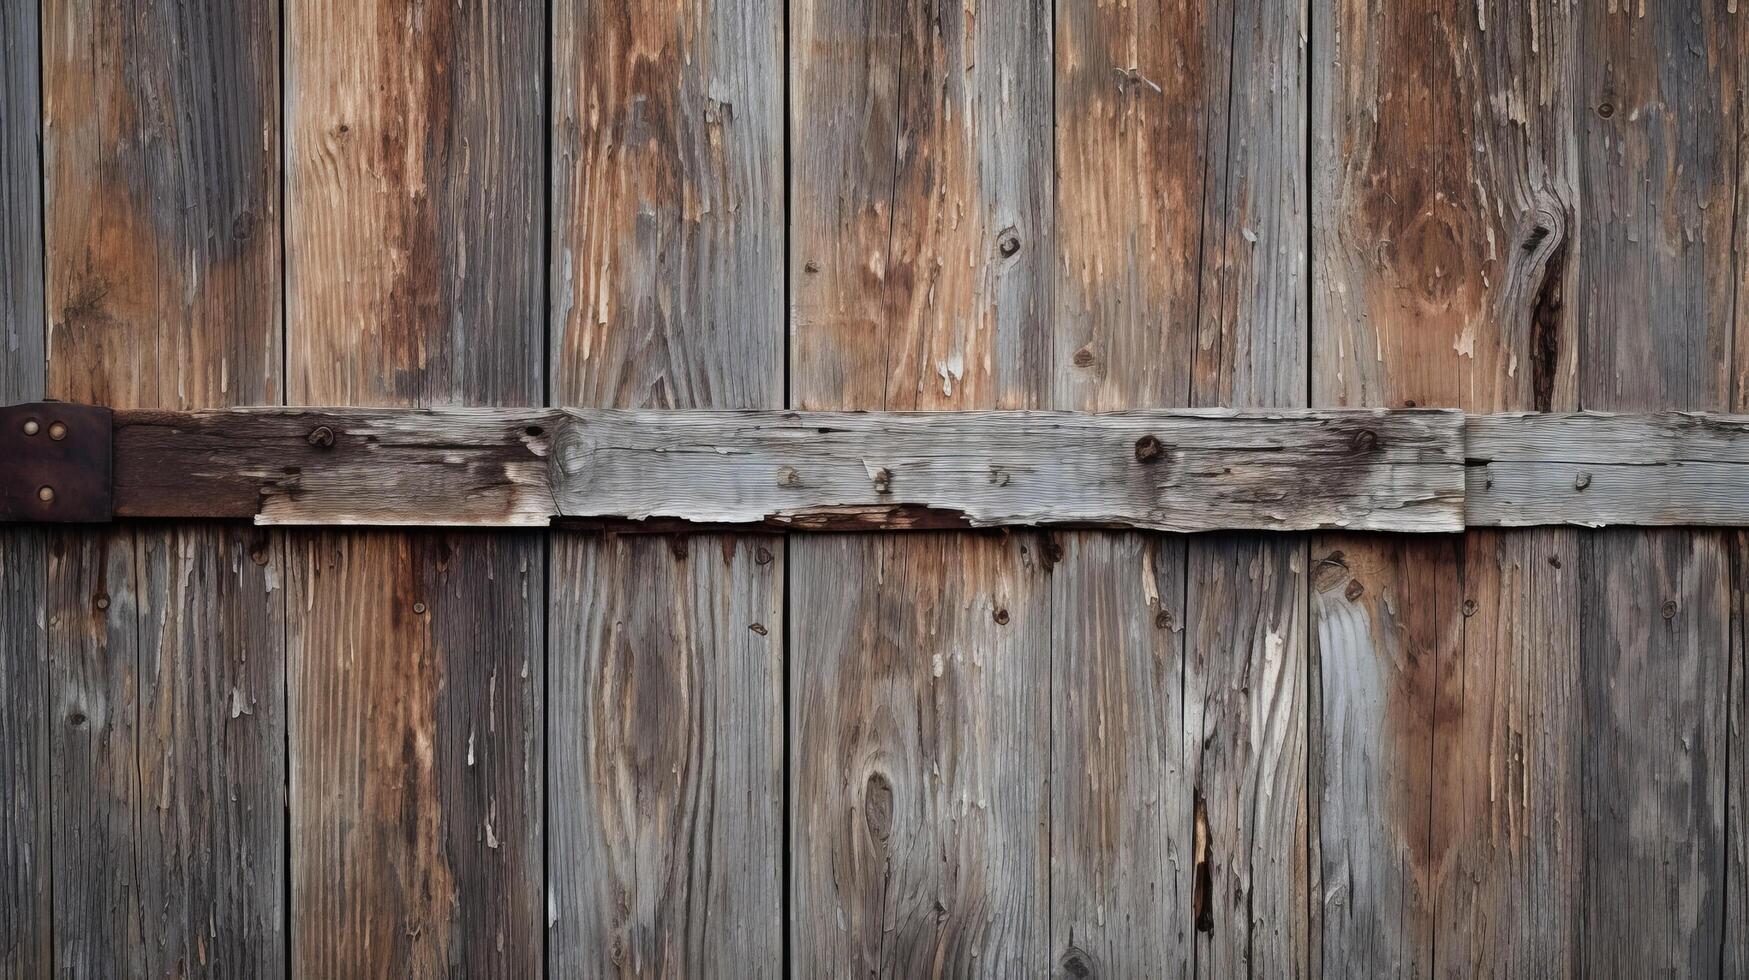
<box><xmin>12</xmin><ymin>405</ymin><xmax>1745</xmax><ymax>530</ymax></box>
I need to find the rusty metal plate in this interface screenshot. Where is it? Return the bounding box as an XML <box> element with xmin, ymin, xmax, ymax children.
<box><xmin>0</xmin><ymin>402</ymin><xmax>113</xmax><ymax>522</ymax></box>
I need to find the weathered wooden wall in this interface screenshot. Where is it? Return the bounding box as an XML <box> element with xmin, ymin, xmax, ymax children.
<box><xmin>0</xmin><ymin>1</ymin><xmax>1744</xmax><ymax>977</ymax></box>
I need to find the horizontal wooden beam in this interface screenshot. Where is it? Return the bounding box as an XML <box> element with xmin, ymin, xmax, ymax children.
<box><xmin>6</xmin><ymin>404</ymin><xmax>1748</xmax><ymax>531</ymax></box>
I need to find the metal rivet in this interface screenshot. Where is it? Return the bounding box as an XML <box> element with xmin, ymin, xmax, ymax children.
<box><xmin>412</xmin><ymin>601</ymin><xmax>427</xmax><ymax>614</ymax></box>
<box><xmin>22</xmin><ymin>419</ymin><xmax>39</xmax><ymax>436</ymax></box>
<box><xmin>95</xmin><ymin>594</ymin><xmax>110</xmax><ymax>610</ymax></box>
<box><xmin>38</xmin><ymin>486</ymin><xmax>55</xmax><ymax>503</ymax></box>
<box><xmin>49</xmin><ymin>421</ymin><xmax>66</xmax><ymax>440</ymax></box>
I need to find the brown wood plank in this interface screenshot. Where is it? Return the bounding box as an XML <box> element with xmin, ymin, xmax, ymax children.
<box><xmin>546</xmin><ymin>0</ymin><xmax>785</xmax><ymax>970</ymax></box>
<box><xmin>1310</xmin><ymin>0</ymin><xmax>1582</xmax><ymax>973</ymax></box>
<box><xmin>284</xmin><ymin>0</ymin><xmax>546</xmax><ymax>973</ymax></box>
<box><xmin>1731</xmin><ymin>528</ymin><xmax>1747</xmax><ymax>979</ymax></box>
<box><xmin>0</xmin><ymin>0</ymin><xmax>48</xmax><ymax>972</ymax></box>
<box><xmin>287</xmin><ymin>530</ymin><xmax>543</xmax><ymax>977</ymax></box>
<box><xmin>40</xmin><ymin>0</ymin><xmax>285</xmax><ymax>973</ymax></box>
<box><xmin>790</xmin><ymin>533</ymin><xmax>1051</xmax><ymax>975</ymax></box>
<box><xmin>788</xmin><ymin>0</ymin><xmax>1057</xmax><ymax>970</ymax></box>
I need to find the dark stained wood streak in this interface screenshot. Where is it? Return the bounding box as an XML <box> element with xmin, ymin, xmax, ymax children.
<box><xmin>41</xmin><ymin>0</ymin><xmax>285</xmax><ymax>974</ymax></box>
<box><xmin>548</xmin><ymin>0</ymin><xmax>786</xmax><ymax>969</ymax></box>
<box><xmin>285</xmin><ymin>0</ymin><xmax>546</xmax><ymax>973</ymax></box>
<box><xmin>0</xmin><ymin>0</ymin><xmax>48</xmax><ymax>972</ymax></box>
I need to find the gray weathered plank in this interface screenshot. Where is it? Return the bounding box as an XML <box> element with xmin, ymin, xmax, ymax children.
<box><xmin>790</xmin><ymin>533</ymin><xmax>1051</xmax><ymax>975</ymax></box>
<box><xmin>284</xmin><ymin>0</ymin><xmax>546</xmax><ymax>972</ymax></box>
<box><xmin>41</xmin><ymin>0</ymin><xmax>286</xmax><ymax>973</ymax></box>
<box><xmin>547</xmin><ymin>0</ymin><xmax>786</xmax><ymax>969</ymax></box>
<box><xmin>94</xmin><ymin>407</ymin><xmax>1465</xmax><ymax>532</ymax></box>
<box><xmin>0</xmin><ymin>0</ymin><xmax>47</xmax><ymax>972</ymax></box>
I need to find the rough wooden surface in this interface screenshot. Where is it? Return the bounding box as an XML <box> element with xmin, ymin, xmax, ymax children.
<box><xmin>287</xmin><ymin>530</ymin><xmax>543</xmax><ymax>977</ymax></box>
<box><xmin>1467</xmin><ymin>412</ymin><xmax>1749</xmax><ymax>526</ymax></box>
<box><xmin>0</xmin><ymin>0</ymin><xmax>47</xmax><ymax>972</ymax></box>
<box><xmin>547</xmin><ymin>0</ymin><xmax>785</xmax><ymax>969</ymax></box>
<box><xmin>94</xmin><ymin>406</ymin><xmax>1463</xmax><ymax>531</ymax></box>
<box><xmin>548</xmin><ymin>536</ymin><xmax>782</xmax><ymax>974</ymax></box>
<box><xmin>285</xmin><ymin>0</ymin><xmax>546</xmax><ymax>973</ymax></box>
<box><xmin>40</xmin><ymin>0</ymin><xmax>286</xmax><ymax>974</ymax></box>
<box><xmin>790</xmin><ymin>533</ymin><xmax>1051</xmax><ymax>975</ymax></box>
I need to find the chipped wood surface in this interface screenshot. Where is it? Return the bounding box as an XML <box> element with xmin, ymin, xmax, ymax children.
<box><xmin>97</xmin><ymin>406</ymin><xmax>1463</xmax><ymax>531</ymax></box>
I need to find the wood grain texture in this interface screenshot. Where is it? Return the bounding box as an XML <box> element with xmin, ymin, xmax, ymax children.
<box><xmin>548</xmin><ymin>535</ymin><xmax>781</xmax><ymax>975</ymax></box>
<box><xmin>1050</xmin><ymin>532</ymin><xmax>1191</xmax><ymax>976</ymax></box>
<box><xmin>1730</xmin><ymin>529</ymin><xmax>1747</xmax><ymax>979</ymax></box>
<box><xmin>552</xmin><ymin>0</ymin><xmax>782</xmax><ymax>409</ymax></box>
<box><xmin>548</xmin><ymin>0</ymin><xmax>785</xmax><ymax>969</ymax></box>
<box><xmin>790</xmin><ymin>0</ymin><xmax>1052</xmax><ymax>410</ymax></box>
<box><xmin>286</xmin><ymin>0</ymin><xmax>543</xmax><ymax>407</ymax></box>
<box><xmin>1467</xmin><ymin>412</ymin><xmax>1749</xmax><ymax>527</ymax></box>
<box><xmin>44</xmin><ymin>0</ymin><xmax>281</xmax><ymax>409</ymax></box>
<box><xmin>40</xmin><ymin>0</ymin><xmax>285</xmax><ymax>974</ymax></box>
<box><xmin>95</xmin><ymin>406</ymin><xmax>1461</xmax><ymax>531</ymax></box>
<box><xmin>790</xmin><ymin>533</ymin><xmax>1051</xmax><ymax>976</ymax></box>
<box><xmin>288</xmin><ymin>531</ymin><xmax>543</xmax><ymax>978</ymax></box>
<box><xmin>1434</xmin><ymin>528</ymin><xmax>1582</xmax><ymax>976</ymax></box>
<box><xmin>285</xmin><ymin>0</ymin><xmax>547</xmax><ymax>974</ymax></box>
<box><xmin>0</xmin><ymin>0</ymin><xmax>47</xmax><ymax>972</ymax></box>
<box><xmin>1572</xmin><ymin>7</ymin><xmax>1740</xmax><ymax>973</ymax></box>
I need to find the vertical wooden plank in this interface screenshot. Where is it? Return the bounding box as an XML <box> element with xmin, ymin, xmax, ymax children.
<box><xmin>1310</xmin><ymin>2</ymin><xmax>1586</xmax><ymax>975</ymax></box>
<box><xmin>547</xmin><ymin>0</ymin><xmax>784</xmax><ymax>970</ymax></box>
<box><xmin>1578</xmin><ymin>529</ymin><xmax>1729</xmax><ymax>975</ymax></box>
<box><xmin>0</xmin><ymin>0</ymin><xmax>48</xmax><ymax>972</ymax></box>
<box><xmin>1180</xmin><ymin>0</ymin><xmax>1310</xmax><ymax>975</ymax></box>
<box><xmin>1730</xmin><ymin>529</ymin><xmax>1747</xmax><ymax>979</ymax></box>
<box><xmin>789</xmin><ymin>0</ymin><xmax>1056</xmax><ymax>971</ymax></box>
<box><xmin>287</xmin><ymin>531</ymin><xmax>543</xmax><ymax>977</ymax></box>
<box><xmin>1434</xmin><ymin>528</ymin><xmax>1582</xmax><ymax>974</ymax></box>
<box><xmin>1572</xmin><ymin>6</ymin><xmax>1738</xmax><ymax>975</ymax></box>
<box><xmin>1050</xmin><ymin>533</ymin><xmax>1189</xmax><ymax>975</ymax></box>
<box><xmin>41</xmin><ymin>0</ymin><xmax>285</xmax><ymax>974</ymax></box>
<box><xmin>285</xmin><ymin>1</ymin><xmax>545</xmax><ymax>974</ymax></box>
<box><xmin>790</xmin><ymin>533</ymin><xmax>1051</xmax><ymax>976</ymax></box>
<box><xmin>791</xmin><ymin>0</ymin><xmax>1052</xmax><ymax>411</ymax></box>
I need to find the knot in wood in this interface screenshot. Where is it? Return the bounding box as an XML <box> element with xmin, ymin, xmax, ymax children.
<box><xmin>1661</xmin><ymin>599</ymin><xmax>1678</xmax><ymax>620</ymax></box>
<box><xmin>1351</xmin><ymin>428</ymin><xmax>1379</xmax><ymax>452</ymax></box>
<box><xmin>1597</xmin><ymin>101</ymin><xmax>1615</xmax><ymax>118</ymax></box>
<box><xmin>993</xmin><ymin>607</ymin><xmax>1010</xmax><ymax>626</ymax></box>
<box><xmin>997</xmin><ymin>230</ymin><xmax>1021</xmax><ymax>257</ymax></box>
<box><xmin>1462</xmin><ymin>598</ymin><xmax>1478</xmax><ymax>617</ymax></box>
<box><xmin>1134</xmin><ymin>434</ymin><xmax>1165</xmax><ymax>464</ymax></box>
<box><xmin>307</xmin><ymin>425</ymin><xmax>335</xmax><ymax>448</ymax></box>
<box><xmin>1573</xmin><ymin>471</ymin><xmax>1591</xmax><ymax>491</ymax></box>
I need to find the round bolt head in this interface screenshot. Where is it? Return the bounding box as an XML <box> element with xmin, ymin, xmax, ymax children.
<box><xmin>48</xmin><ymin>421</ymin><xmax>66</xmax><ymax>440</ymax></box>
<box><xmin>413</xmin><ymin>601</ymin><xmax>427</xmax><ymax>614</ymax></box>
<box><xmin>37</xmin><ymin>486</ymin><xmax>55</xmax><ymax>503</ymax></box>
<box><xmin>22</xmin><ymin>419</ymin><xmax>39</xmax><ymax>436</ymax></box>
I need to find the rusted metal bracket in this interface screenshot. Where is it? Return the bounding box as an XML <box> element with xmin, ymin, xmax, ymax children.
<box><xmin>0</xmin><ymin>402</ymin><xmax>113</xmax><ymax>522</ymax></box>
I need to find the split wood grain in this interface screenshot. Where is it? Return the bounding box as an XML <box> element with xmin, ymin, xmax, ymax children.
<box><xmin>285</xmin><ymin>0</ymin><xmax>546</xmax><ymax>974</ymax></box>
<box><xmin>547</xmin><ymin>0</ymin><xmax>786</xmax><ymax>970</ymax></box>
<box><xmin>0</xmin><ymin>0</ymin><xmax>48</xmax><ymax>973</ymax></box>
<box><xmin>40</xmin><ymin>0</ymin><xmax>286</xmax><ymax>975</ymax></box>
